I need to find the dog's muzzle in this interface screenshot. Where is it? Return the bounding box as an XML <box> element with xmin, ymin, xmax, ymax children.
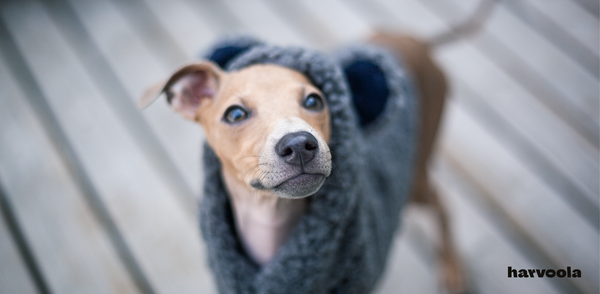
<box><xmin>253</xmin><ymin>119</ymin><xmax>331</xmax><ymax>198</ymax></box>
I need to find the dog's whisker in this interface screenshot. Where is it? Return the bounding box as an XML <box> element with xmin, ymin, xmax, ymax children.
<box><xmin>240</xmin><ymin>161</ymin><xmax>257</xmax><ymax>173</ymax></box>
<box><xmin>241</xmin><ymin>165</ymin><xmax>264</xmax><ymax>184</ymax></box>
<box><xmin>240</xmin><ymin>166</ymin><xmax>259</xmax><ymax>181</ymax></box>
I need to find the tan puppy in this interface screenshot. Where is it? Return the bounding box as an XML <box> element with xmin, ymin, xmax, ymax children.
<box><xmin>140</xmin><ymin>34</ymin><xmax>464</xmax><ymax>293</ymax></box>
<box><xmin>141</xmin><ymin>62</ymin><xmax>332</xmax><ymax>264</ymax></box>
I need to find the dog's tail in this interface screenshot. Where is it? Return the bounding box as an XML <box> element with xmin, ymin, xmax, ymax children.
<box><xmin>428</xmin><ymin>0</ymin><xmax>500</xmax><ymax>48</ymax></box>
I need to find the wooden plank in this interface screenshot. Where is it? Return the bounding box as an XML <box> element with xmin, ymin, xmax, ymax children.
<box><xmin>104</xmin><ymin>0</ymin><xmax>189</xmax><ymax>69</ymax></box>
<box><xmin>440</xmin><ymin>102</ymin><xmax>598</xmax><ymax>294</ymax></box>
<box><xmin>1</xmin><ymin>2</ymin><xmax>216</xmax><ymax>293</ymax></box>
<box><xmin>503</xmin><ymin>0</ymin><xmax>599</xmax><ymax>78</ymax></box>
<box><xmin>436</xmin><ymin>34</ymin><xmax>599</xmax><ymax>213</ymax></box>
<box><xmin>357</xmin><ymin>0</ymin><xmax>599</xmax><ymax>226</ymax></box>
<box><xmin>377</xmin><ymin>127</ymin><xmax>569</xmax><ymax>294</ymax></box>
<box><xmin>429</xmin><ymin>13</ymin><xmax>600</xmax><ymax>218</ymax></box>
<box><xmin>181</xmin><ymin>0</ymin><xmax>243</xmax><ymax>33</ymax></box>
<box><xmin>0</xmin><ymin>178</ymin><xmax>51</xmax><ymax>294</ymax></box>
<box><xmin>297</xmin><ymin>0</ymin><xmax>373</xmax><ymax>44</ymax></box>
<box><xmin>423</xmin><ymin>0</ymin><xmax>600</xmax><ymax>147</ymax></box>
<box><xmin>342</xmin><ymin>0</ymin><xmax>403</xmax><ymax>32</ymax></box>
<box><xmin>42</xmin><ymin>0</ymin><xmax>197</xmax><ymax>213</ymax></box>
<box><xmin>220</xmin><ymin>0</ymin><xmax>310</xmax><ymax>48</ymax></box>
<box><xmin>1</xmin><ymin>5</ymin><xmax>155</xmax><ymax>293</ymax></box>
<box><xmin>156</xmin><ymin>0</ymin><xmax>309</xmax><ymax>48</ymax></box>
<box><xmin>454</xmin><ymin>0</ymin><xmax>599</xmax><ymax>117</ymax></box>
<box><xmin>350</xmin><ymin>0</ymin><xmax>599</xmax><ymax>147</ymax></box>
<box><xmin>64</xmin><ymin>0</ymin><xmax>204</xmax><ymax>202</ymax></box>
<box><xmin>374</xmin><ymin>217</ymin><xmax>439</xmax><ymax>294</ymax></box>
<box><xmin>0</xmin><ymin>39</ymin><xmax>138</xmax><ymax>293</ymax></box>
<box><xmin>139</xmin><ymin>0</ymin><xmax>218</xmax><ymax>58</ymax></box>
<box><xmin>0</xmin><ymin>190</ymin><xmax>39</xmax><ymax>294</ymax></box>
<box><xmin>570</xmin><ymin>0</ymin><xmax>600</xmax><ymax>18</ymax></box>
<box><xmin>525</xmin><ymin>0</ymin><xmax>599</xmax><ymax>58</ymax></box>
<box><xmin>430</xmin><ymin>154</ymin><xmax>566</xmax><ymax>294</ymax></box>
<box><xmin>450</xmin><ymin>79</ymin><xmax>599</xmax><ymax>226</ymax></box>
<box><xmin>379</xmin><ymin>0</ymin><xmax>600</xmax><ymax>195</ymax></box>
<box><xmin>344</xmin><ymin>0</ymin><xmax>441</xmax><ymax>39</ymax></box>
<box><xmin>261</xmin><ymin>0</ymin><xmax>337</xmax><ymax>49</ymax></box>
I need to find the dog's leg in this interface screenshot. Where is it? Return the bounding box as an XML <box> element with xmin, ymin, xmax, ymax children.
<box><xmin>412</xmin><ymin>163</ymin><xmax>465</xmax><ymax>294</ymax></box>
<box><xmin>428</xmin><ymin>181</ymin><xmax>466</xmax><ymax>294</ymax></box>
<box><xmin>369</xmin><ymin>33</ymin><xmax>465</xmax><ymax>293</ymax></box>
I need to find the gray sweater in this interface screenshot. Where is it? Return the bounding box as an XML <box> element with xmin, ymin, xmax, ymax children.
<box><xmin>199</xmin><ymin>36</ymin><xmax>418</xmax><ymax>294</ymax></box>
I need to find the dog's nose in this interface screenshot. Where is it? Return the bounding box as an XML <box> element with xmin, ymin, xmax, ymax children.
<box><xmin>276</xmin><ymin>131</ymin><xmax>319</xmax><ymax>166</ymax></box>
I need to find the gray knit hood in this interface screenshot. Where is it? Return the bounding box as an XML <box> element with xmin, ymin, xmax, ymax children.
<box><xmin>199</xmin><ymin>36</ymin><xmax>418</xmax><ymax>294</ymax></box>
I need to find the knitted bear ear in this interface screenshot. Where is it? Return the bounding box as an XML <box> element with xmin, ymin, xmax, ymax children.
<box><xmin>335</xmin><ymin>45</ymin><xmax>407</xmax><ymax>127</ymax></box>
<box><xmin>203</xmin><ymin>35</ymin><xmax>264</xmax><ymax>69</ymax></box>
<box><xmin>343</xmin><ymin>59</ymin><xmax>389</xmax><ymax>126</ymax></box>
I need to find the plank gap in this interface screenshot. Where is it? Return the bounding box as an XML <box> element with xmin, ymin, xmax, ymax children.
<box><xmin>42</xmin><ymin>0</ymin><xmax>196</xmax><ymax>215</ymax></box>
<box><xmin>0</xmin><ymin>180</ymin><xmax>51</xmax><ymax>294</ymax></box>
<box><xmin>419</xmin><ymin>0</ymin><xmax>600</xmax><ymax>149</ymax></box>
<box><xmin>571</xmin><ymin>0</ymin><xmax>600</xmax><ymax>18</ymax></box>
<box><xmin>107</xmin><ymin>0</ymin><xmax>189</xmax><ymax>68</ymax></box>
<box><xmin>437</xmin><ymin>155</ymin><xmax>585</xmax><ymax>294</ymax></box>
<box><xmin>0</xmin><ymin>14</ymin><xmax>155</xmax><ymax>294</ymax></box>
<box><xmin>456</xmin><ymin>82</ymin><xmax>599</xmax><ymax>228</ymax></box>
<box><xmin>503</xmin><ymin>0</ymin><xmax>598</xmax><ymax>78</ymax></box>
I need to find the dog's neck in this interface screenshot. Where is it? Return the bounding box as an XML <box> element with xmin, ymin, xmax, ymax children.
<box><xmin>221</xmin><ymin>170</ymin><xmax>307</xmax><ymax>265</ymax></box>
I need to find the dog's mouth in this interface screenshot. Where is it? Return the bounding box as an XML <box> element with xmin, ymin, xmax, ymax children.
<box><xmin>251</xmin><ymin>172</ymin><xmax>327</xmax><ymax>198</ymax></box>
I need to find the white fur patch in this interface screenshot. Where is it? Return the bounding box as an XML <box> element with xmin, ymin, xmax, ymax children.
<box><xmin>258</xmin><ymin>118</ymin><xmax>331</xmax><ymax>197</ymax></box>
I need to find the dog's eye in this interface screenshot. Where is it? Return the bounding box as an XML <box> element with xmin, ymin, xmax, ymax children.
<box><xmin>302</xmin><ymin>93</ymin><xmax>324</xmax><ymax>111</ymax></box>
<box><xmin>223</xmin><ymin>106</ymin><xmax>249</xmax><ymax>124</ymax></box>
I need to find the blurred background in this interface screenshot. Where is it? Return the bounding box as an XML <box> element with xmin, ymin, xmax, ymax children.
<box><xmin>0</xmin><ymin>0</ymin><xmax>597</xmax><ymax>293</ymax></box>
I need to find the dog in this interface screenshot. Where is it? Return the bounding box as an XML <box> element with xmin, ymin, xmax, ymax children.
<box><xmin>154</xmin><ymin>61</ymin><xmax>333</xmax><ymax>265</ymax></box>
<box><xmin>140</xmin><ymin>38</ymin><xmax>461</xmax><ymax>293</ymax></box>
<box><xmin>139</xmin><ymin>3</ymin><xmax>495</xmax><ymax>292</ymax></box>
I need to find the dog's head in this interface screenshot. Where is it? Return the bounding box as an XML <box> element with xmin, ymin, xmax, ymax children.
<box><xmin>141</xmin><ymin>61</ymin><xmax>332</xmax><ymax>198</ymax></box>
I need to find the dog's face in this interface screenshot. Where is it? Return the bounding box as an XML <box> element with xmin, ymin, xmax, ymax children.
<box><xmin>141</xmin><ymin>61</ymin><xmax>331</xmax><ymax>198</ymax></box>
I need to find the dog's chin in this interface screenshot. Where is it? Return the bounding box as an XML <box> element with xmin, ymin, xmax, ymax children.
<box><xmin>251</xmin><ymin>174</ymin><xmax>326</xmax><ymax>199</ymax></box>
<box><xmin>274</xmin><ymin>173</ymin><xmax>326</xmax><ymax>198</ymax></box>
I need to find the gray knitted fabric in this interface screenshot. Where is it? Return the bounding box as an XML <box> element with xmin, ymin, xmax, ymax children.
<box><xmin>199</xmin><ymin>36</ymin><xmax>418</xmax><ymax>294</ymax></box>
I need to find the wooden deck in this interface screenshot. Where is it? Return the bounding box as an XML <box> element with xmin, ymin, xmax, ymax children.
<box><xmin>0</xmin><ymin>0</ymin><xmax>597</xmax><ymax>293</ymax></box>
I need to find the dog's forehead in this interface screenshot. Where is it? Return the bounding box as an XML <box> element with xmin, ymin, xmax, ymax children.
<box><xmin>221</xmin><ymin>64</ymin><xmax>316</xmax><ymax>98</ymax></box>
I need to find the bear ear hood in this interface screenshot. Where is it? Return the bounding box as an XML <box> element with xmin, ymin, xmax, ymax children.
<box><xmin>199</xmin><ymin>35</ymin><xmax>418</xmax><ymax>294</ymax></box>
<box><xmin>202</xmin><ymin>35</ymin><xmax>411</xmax><ymax>132</ymax></box>
<box><xmin>335</xmin><ymin>44</ymin><xmax>411</xmax><ymax>128</ymax></box>
<box><xmin>204</xmin><ymin>34</ymin><xmax>361</xmax><ymax>148</ymax></box>
<box><xmin>200</xmin><ymin>35</ymin><xmax>364</xmax><ymax>293</ymax></box>
<box><xmin>201</xmin><ymin>35</ymin><xmax>265</xmax><ymax>69</ymax></box>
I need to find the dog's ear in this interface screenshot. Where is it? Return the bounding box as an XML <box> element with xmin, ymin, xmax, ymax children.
<box><xmin>139</xmin><ymin>61</ymin><xmax>224</xmax><ymax>121</ymax></box>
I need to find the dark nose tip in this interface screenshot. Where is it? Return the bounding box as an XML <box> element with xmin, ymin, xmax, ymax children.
<box><xmin>276</xmin><ymin>131</ymin><xmax>319</xmax><ymax>166</ymax></box>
